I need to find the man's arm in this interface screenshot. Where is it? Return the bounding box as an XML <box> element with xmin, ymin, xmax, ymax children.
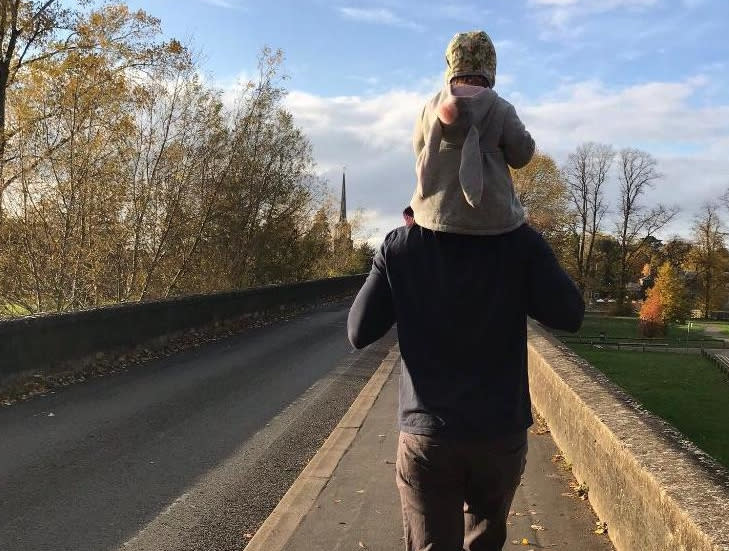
<box><xmin>527</xmin><ymin>232</ymin><xmax>585</xmax><ymax>332</ymax></box>
<box><xmin>347</xmin><ymin>244</ymin><xmax>396</xmax><ymax>349</ymax></box>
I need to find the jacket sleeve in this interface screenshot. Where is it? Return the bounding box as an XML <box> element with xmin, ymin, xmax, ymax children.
<box><xmin>527</xmin><ymin>232</ymin><xmax>585</xmax><ymax>333</ymax></box>
<box><xmin>501</xmin><ymin>103</ymin><xmax>535</xmax><ymax>169</ymax></box>
<box><xmin>347</xmin><ymin>243</ymin><xmax>396</xmax><ymax>349</ymax></box>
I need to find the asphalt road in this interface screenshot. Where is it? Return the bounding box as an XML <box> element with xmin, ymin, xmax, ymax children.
<box><xmin>0</xmin><ymin>303</ymin><xmax>395</xmax><ymax>551</ymax></box>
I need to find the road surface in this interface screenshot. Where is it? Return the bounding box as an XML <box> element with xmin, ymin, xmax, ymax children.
<box><xmin>0</xmin><ymin>303</ymin><xmax>394</xmax><ymax>551</ymax></box>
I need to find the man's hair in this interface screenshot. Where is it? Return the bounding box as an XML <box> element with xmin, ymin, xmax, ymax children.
<box><xmin>403</xmin><ymin>206</ymin><xmax>414</xmax><ymax>217</ymax></box>
<box><xmin>450</xmin><ymin>75</ymin><xmax>489</xmax><ymax>88</ymax></box>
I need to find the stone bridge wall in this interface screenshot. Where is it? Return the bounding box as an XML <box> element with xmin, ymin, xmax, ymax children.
<box><xmin>0</xmin><ymin>275</ymin><xmax>366</xmax><ymax>383</ymax></box>
<box><xmin>528</xmin><ymin>322</ymin><xmax>729</xmax><ymax>551</ymax></box>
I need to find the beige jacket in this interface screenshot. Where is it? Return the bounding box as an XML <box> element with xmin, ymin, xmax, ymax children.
<box><xmin>411</xmin><ymin>84</ymin><xmax>534</xmax><ymax>235</ymax></box>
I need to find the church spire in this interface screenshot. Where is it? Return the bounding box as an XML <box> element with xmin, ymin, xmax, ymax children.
<box><xmin>339</xmin><ymin>169</ymin><xmax>347</xmax><ymax>223</ymax></box>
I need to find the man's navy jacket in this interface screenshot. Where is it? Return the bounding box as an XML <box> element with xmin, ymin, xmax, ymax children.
<box><xmin>347</xmin><ymin>223</ymin><xmax>584</xmax><ymax>438</ymax></box>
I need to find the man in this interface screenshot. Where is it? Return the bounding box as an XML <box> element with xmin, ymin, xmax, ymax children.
<box><xmin>347</xmin><ymin>31</ymin><xmax>584</xmax><ymax>551</ymax></box>
<box><xmin>403</xmin><ymin>206</ymin><xmax>415</xmax><ymax>227</ymax></box>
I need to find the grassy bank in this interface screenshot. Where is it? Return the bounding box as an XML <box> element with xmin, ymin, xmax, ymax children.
<box><xmin>568</xmin><ymin>343</ymin><xmax>729</xmax><ymax>469</ymax></box>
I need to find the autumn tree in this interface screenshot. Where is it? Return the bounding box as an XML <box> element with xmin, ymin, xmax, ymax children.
<box><xmin>654</xmin><ymin>263</ymin><xmax>690</xmax><ymax>323</ymax></box>
<box><xmin>511</xmin><ymin>149</ymin><xmax>574</xmax><ymax>274</ymax></box>
<box><xmin>0</xmin><ymin>2</ymin><xmax>176</xmax><ymax>220</ymax></box>
<box><xmin>639</xmin><ymin>286</ymin><xmax>665</xmax><ymax>337</ymax></box>
<box><xmin>0</xmin><ymin>5</ymin><xmax>370</xmax><ymax>318</ymax></box>
<box><xmin>0</xmin><ymin>0</ymin><xmax>70</xmax><ymax>216</ymax></box>
<box><xmin>659</xmin><ymin>237</ymin><xmax>693</xmax><ymax>270</ymax></box>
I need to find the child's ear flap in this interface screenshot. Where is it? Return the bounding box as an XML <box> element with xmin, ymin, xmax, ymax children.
<box><xmin>459</xmin><ymin>125</ymin><xmax>483</xmax><ymax>208</ymax></box>
<box><xmin>416</xmin><ymin>116</ymin><xmax>442</xmax><ymax>199</ymax></box>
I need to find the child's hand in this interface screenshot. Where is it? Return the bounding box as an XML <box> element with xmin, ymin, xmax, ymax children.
<box><xmin>438</xmin><ymin>99</ymin><xmax>458</xmax><ymax>125</ymax></box>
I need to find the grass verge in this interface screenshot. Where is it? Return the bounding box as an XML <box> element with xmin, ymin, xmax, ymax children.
<box><xmin>569</xmin><ymin>343</ymin><xmax>729</xmax><ymax>469</ymax></box>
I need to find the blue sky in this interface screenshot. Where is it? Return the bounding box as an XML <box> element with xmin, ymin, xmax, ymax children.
<box><xmin>126</xmin><ymin>0</ymin><xmax>729</xmax><ymax>241</ymax></box>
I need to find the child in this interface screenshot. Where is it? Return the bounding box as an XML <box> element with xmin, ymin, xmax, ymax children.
<box><xmin>412</xmin><ymin>30</ymin><xmax>535</xmax><ymax>235</ymax></box>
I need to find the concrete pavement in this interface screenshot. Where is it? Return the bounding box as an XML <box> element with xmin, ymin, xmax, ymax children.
<box><xmin>281</xmin><ymin>358</ymin><xmax>616</xmax><ymax>551</ymax></box>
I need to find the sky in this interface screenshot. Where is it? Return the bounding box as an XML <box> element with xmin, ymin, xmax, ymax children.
<box><xmin>125</xmin><ymin>0</ymin><xmax>729</xmax><ymax>243</ymax></box>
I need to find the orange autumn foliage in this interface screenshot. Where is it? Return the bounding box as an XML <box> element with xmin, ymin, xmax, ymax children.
<box><xmin>639</xmin><ymin>286</ymin><xmax>666</xmax><ymax>337</ymax></box>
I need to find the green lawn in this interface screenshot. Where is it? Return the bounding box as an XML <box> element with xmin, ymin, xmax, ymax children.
<box><xmin>569</xmin><ymin>344</ymin><xmax>729</xmax><ymax>469</ymax></box>
<box><xmin>554</xmin><ymin>313</ymin><xmax>719</xmax><ymax>343</ymax></box>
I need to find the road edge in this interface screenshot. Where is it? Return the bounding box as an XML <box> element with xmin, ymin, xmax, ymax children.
<box><xmin>244</xmin><ymin>344</ymin><xmax>400</xmax><ymax>551</ymax></box>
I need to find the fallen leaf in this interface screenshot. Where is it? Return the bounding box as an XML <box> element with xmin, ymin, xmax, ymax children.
<box><xmin>594</xmin><ymin>521</ymin><xmax>608</xmax><ymax>535</ymax></box>
<box><xmin>355</xmin><ymin>489</ymin><xmax>365</xmax><ymax>494</ymax></box>
<box><xmin>358</xmin><ymin>541</ymin><xmax>368</xmax><ymax>549</ymax></box>
<box><xmin>521</xmin><ymin>538</ymin><xmax>530</xmax><ymax>545</ymax></box>
<box><xmin>530</xmin><ymin>524</ymin><xmax>545</xmax><ymax>531</ymax></box>
<box><xmin>334</xmin><ymin>499</ymin><xmax>342</xmax><ymax>503</ymax></box>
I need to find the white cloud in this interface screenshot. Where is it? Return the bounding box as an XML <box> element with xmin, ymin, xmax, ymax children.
<box><xmin>529</xmin><ymin>0</ymin><xmax>658</xmax><ymax>37</ymax></box>
<box><xmin>337</xmin><ymin>7</ymin><xmax>424</xmax><ymax>31</ymax></box>
<box><xmin>283</xmin><ymin>74</ymin><xmax>729</xmax><ymax>244</ymax></box>
<box><xmin>521</xmin><ymin>77</ymin><xmax>728</xmax><ymax>150</ymax></box>
<box><xmin>206</xmin><ymin>70</ymin><xmax>253</xmax><ymax>112</ymax></box>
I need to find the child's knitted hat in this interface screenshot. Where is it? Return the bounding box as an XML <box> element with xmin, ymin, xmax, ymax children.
<box><xmin>445</xmin><ymin>31</ymin><xmax>497</xmax><ymax>88</ymax></box>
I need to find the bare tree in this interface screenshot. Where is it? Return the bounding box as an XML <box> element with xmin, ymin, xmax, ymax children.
<box><xmin>564</xmin><ymin>142</ymin><xmax>614</xmax><ymax>293</ymax></box>
<box><xmin>615</xmin><ymin>148</ymin><xmax>678</xmax><ymax>307</ymax></box>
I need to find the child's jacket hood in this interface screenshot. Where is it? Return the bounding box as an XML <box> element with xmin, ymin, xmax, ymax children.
<box><xmin>417</xmin><ymin>84</ymin><xmax>497</xmax><ymax>208</ymax></box>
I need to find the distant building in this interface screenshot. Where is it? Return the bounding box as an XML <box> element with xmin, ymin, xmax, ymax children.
<box><xmin>333</xmin><ymin>170</ymin><xmax>353</xmax><ymax>251</ymax></box>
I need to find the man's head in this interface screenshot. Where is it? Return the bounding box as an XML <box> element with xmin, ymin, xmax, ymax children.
<box><xmin>445</xmin><ymin>31</ymin><xmax>496</xmax><ymax>88</ymax></box>
<box><xmin>403</xmin><ymin>206</ymin><xmax>415</xmax><ymax>227</ymax></box>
